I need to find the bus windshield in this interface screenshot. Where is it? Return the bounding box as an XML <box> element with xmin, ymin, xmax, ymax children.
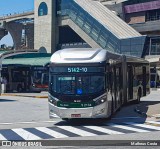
<box><xmin>50</xmin><ymin>75</ymin><xmax>105</xmax><ymax>95</ymax></box>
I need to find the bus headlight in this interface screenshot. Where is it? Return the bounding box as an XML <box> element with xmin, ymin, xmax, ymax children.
<box><xmin>94</xmin><ymin>95</ymin><xmax>107</xmax><ymax>106</ymax></box>
<box><xmin>48</xmin><ymin>95</ymin><xmax>58</xmax><ymax>106</ymax></box>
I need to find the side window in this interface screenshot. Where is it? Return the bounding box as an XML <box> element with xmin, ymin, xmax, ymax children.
<box><xmin>38</xmin><ymin>2</ymin><xmax>48</xmax><ymax>16</ymax></box>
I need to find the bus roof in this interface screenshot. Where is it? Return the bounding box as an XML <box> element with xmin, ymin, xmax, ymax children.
<box><xmin>50</xmin><ymin>48</ymin><xmax>148</xmax><ymax>64</ymax></box>
<box><xmin>51</xmin><ymin>48</ymin><xmax>110</xmax><ymax>64</ymax></box>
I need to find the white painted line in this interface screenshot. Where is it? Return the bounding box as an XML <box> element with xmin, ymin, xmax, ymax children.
<box><xmin>17</xmin><ymin>122</ymin><xmax>37</xmax><ymax>124</ymax></box>
<box><xmin>112</xmin><ymin>117</ymin><xmax>141</xmax><ymax>120</ymax></box>
<box><xmin>84</xmin><ymin>126</ymin><xmax>124</xmax><ymax>135</ymax></box>
<box><xmin>146</xmin><ymin>121</ymin><xmax>160</xmax><ymax>125</ymax></box>
<box><xmin>125</xmin><ymin>122</ymin><xmax>160</xmax><ymax>131</ymax></box>
<box><xmin>57</xmin><ymin>126</ymin><xmax>97</xmax><ymax>137</ymax></box>
<box><xmin>36</xmin><ymin>127</ymin><xmax>68</xmax><ymax>138</ymax></box>
<box><xmin>12</xmin><ymin>128</ymin><xmax>41</xmax><ymax>140</ymax></box>
<box><xmin>0</xmin><ymin>123</ymin><xmax>12</xmax><ymax>125</ymax></box>
<box><xmin>0</xmin><ymin>120</ymin><xmax>56</xmax><ymax>125</ymax></box>
<box><xmin>0</xmin><ymin>134</ymin><xmax>7</xmax><ymax>140</ymax></box>
<box><xmin>107</xmin><ymin>123</ymin><xmax>150</xmax><ymax>133</ymax></box>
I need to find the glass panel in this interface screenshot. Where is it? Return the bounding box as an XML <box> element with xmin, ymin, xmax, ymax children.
<box><xmin>98</xmin><ymin>35</ymin><xmax>107</xmax><ymax>48</ymax></box>
<box><xmin>69</xmin><ymin>10</ymin><xmax>77</xmax><ymax>20</ymax></box>
<box><xmin>76</xmin><ymin>16</ymin><xmax>84</xmax><ymax>27</ymax></box>
<box><xmin>33</xmin><ymin>70</ymin><xmax>43</xmax><ymax>84</ymax></box>
<box><xmin>83</xmin><ymin>22</ymin><xmax>92</xmax><ymax>34</ymax></box>
<box><xmin>53</xmin><ymin>76</ymin><xmax>76</xmax><ymax>94</ymax></box>
<box><xmin>41</xmin><ymin>73</ymin><xmax>49</xmax><ymax>85</ymax></box>
<box><xmin>76</xmin><ymin>76</ymin><xmax>105</xmax><ymax>94</ymax></box>
<box><xmin>90</xmin><ymin>28</ymin><xmax>99</xmax><ymax>40</ymax></box>
<box><xmin>51</xmin><ymin>74</ymin><xmax>105</xmax><ymax>95</ymax></box>
<box><xmin>38</xmin><ymin>2</ymin><xmax>48</xmax><ymax>16</ymax></box>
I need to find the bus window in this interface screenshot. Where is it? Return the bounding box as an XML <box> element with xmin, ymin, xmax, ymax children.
<box><xmin>128</xmin><ymin>65</ymin><xmax>133</xmax><ymax>99</ymax></box>
<box><xmin>33</xmin><ymin>71</ymin><xmax>43</xmax><ymax>84</ymax></box>
<box><xmin>41</xmin><ymin>73</ymin><xmax>49</xmax><ymax>85</ymax></box>
<box><xmin>53</xmin><ymin>76</ymin><xmax>76</xmax><ymax>94</ymax></box>
<box><xmin>50</xmin><ymin>75</ymin><xmax>105</xmax><ymax>95</ymax></box>
<box><xmin>76</xmin><ymin>76</ymin><xmax>105</xmax><ymax>94</ymax></box>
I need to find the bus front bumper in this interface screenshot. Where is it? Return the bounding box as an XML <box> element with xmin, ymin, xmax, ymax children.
<box><xmin>49</xmin><ymin>102</ymin><xmax>108</xmax><ymax>119</ymax></box>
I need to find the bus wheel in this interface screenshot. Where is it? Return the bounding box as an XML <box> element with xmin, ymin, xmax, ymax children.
<box><xmin>17</xmin><ymin>85</ymin><xmax>23</xmax><ymax>92</ymax></box>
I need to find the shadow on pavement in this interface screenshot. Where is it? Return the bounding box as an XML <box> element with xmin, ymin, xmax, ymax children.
<box><xmin>55</xmin><ymin>118</ymin><xmax>110</xmax><ymax>126</ymax></box>
<box><xmin>0</xmin><ymin>99</ymin><xmax>16</xmax><ymax>102</ymax></box>
<box><xmin>136</xmin><ymin>100</ymin><xmax>160</xmax><ymax>117</ymax></box>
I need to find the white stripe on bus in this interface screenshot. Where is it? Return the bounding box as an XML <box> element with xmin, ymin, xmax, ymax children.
<box><xmin>84</xmin><ymin>126</ymin><xmax>124</xmax><ymax>135</ymax></box>
<box><xmin>36</xmin><ymin>127</ymin><xmax>68</xmax><ymax>138</ymax></box>
<box><xmin>56</xmin><ymin>126</ymin><xmax>97</xmax><ymax>137</ymax></box>
<box><xmin>12</xmin><ymin>128</ymin><xmax>41</xmax><ymax>140</ymax></box>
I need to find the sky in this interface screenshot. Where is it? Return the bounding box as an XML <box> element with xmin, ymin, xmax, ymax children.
<box><xmin>0</xmin><ymin>0</ymin><xmax>34</xmax><ymax>46</ymax></box>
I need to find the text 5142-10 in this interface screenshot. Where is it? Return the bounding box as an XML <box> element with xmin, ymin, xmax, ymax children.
<box><xmin>67</xmin><ymin>67</ymin><xmax>88</xmax><ymax>73</ymax></box>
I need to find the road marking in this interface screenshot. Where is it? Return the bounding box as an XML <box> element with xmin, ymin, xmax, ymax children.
<box><xmin>125</xmin><ymin>122</ymin><xmax>160</xmax><ymax>131</ymax></box>
<box><xmin>107</xmin><ymin>123</ymin><xmax>150</xmax><ymax>133</ymax></box>
<box><xmin>84</xmin><ymin>126</ymin><xmax>124</xmax><ymax>135</ymax></box>
<box><xmin>0</xmin><ymin>134</ymin><xmax>7</xmax><ymax>140</ymax></box>
<box><xmin>0</xmin><ymin>120</ymin><xmax>56</xmax><ymax>125</ymax></box>
<box><xmin>0</xmin><ymin>123</ymin><xmax>12</xmax><ymax>125</ymax></box>
<box><xmin>146</xmin><ymin>121</ymin><xmax>160</xmax><ymax>125</ymax></box>
<box><xmin>1</xmin><ymin>120</ymin><xmax>160</xmax><ymax>140</ymax></box>
<box><xmin>12</xmin><ymin>128</ymin><xmax>41</xmax><ymax>140</ymax></box>
<box><xmin>56</xmin><ymin>126</ymin><xmax>97</xmax><ymax>137</ymax></box>
<box><xmin>35</xmin><ymin>127</ymin><xmax>68</xmax><ymax>138</ymax></box>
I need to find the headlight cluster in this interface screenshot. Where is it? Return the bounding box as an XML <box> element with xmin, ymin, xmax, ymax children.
<box><xmin>48</xmin><ymin>95</ymin><xmax>59</xmax><ymax>106</ymax></box>
<box><xmin>94</xmin><ymin>95</ymin><xmax>107</xmax><ymax>106</ymax></box>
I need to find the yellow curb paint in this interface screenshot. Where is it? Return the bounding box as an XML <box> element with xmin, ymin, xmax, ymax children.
<box><xmin>1</xmin><ymin>94</ymin><xmax>48</xmax><ymax>98</ymax></box>
<box><xmin>145</xmin><ymin>122</ymin><xmax>160</xmax><ymax>127</ymax></box>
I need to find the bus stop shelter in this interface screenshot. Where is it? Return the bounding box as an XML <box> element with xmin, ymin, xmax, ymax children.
<box><xmin>0</xmin><ymin>50</ymin><xmax>51</xmax><ymax>93</ymax></box>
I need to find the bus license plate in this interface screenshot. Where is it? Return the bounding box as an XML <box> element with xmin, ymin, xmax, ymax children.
<box><xmin>71</xmin><ymin>114</ymin><xmax>81</xmax><ymax>118</ymax></box>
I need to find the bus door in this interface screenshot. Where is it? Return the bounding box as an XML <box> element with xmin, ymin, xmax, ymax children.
<box><xmin>142</xmin><ymin>66</ymin><xmax>146</xmax><ymax>96</ymax></box>
<box><xmin>128</xmin><ymin>65</ymin><xmax>133</xmax><ymax>100</ymax></box>
<box><xmin>113</xmin><ymin>66</ymin><xmax>121</xmax><ymax>110</ymax></box>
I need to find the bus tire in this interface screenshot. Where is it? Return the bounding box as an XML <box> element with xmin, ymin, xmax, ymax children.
<box><xmin>17</xmin><ymin>85</ymin><xmax>23</xmax><ymax>92</ymax></box>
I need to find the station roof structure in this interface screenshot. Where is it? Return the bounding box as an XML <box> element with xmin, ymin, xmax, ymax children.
<box><xmin>2</xmin><ymin>52</ymin><xmax>51</xmax><ymax>67</ymax></box>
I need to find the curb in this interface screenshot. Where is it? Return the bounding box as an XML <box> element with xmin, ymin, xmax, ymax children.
<box><xmin>1</xmin><ymin>94</ymin><xmax>48</xmax><ymax>98</ymax></box>
<box><xmin>134</xmin><ymin>105</ymin><xmax>160</xmax><ymax>119</ymax></box>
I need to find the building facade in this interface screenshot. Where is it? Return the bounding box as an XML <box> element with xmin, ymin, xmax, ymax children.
<box><xmin>105</xmin><ymin>0</ymin><xmax>160</xmax><ymax>56</ymax></box>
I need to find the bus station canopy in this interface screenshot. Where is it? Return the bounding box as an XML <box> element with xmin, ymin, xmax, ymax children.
<box><xmin>2</xmin><ymin>53</ymin><xmax>52</xmax><ymax>67</ymax></box>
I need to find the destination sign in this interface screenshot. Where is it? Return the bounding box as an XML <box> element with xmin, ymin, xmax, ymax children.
<box><xmin>50</xmin><ymin>66</ymin><xmax>105</xmax><ymax>73</ymax></box>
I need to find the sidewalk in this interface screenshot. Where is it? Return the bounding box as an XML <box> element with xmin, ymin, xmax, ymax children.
<box><xmin>135</xmin><ymin>90</ymin><xmax>160</xmax><ymax>119</ymax></box>
<box><xmin>1</xmin><ymin>92</ymin><xmax>48</xmax><ymax>98</ymax></box>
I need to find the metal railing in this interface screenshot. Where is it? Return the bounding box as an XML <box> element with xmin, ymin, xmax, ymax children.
<box><xmin>0</xmin><ymin>10</ymin><xmax>34</xmax><ymax>20</ymax></box>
